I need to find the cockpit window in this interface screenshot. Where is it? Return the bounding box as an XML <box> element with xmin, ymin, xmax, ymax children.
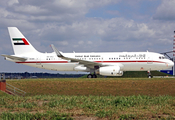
<box><xmin>159</xmin><ymin>56</ymin><xmax>166</xmax><ymax>59</ymax></box>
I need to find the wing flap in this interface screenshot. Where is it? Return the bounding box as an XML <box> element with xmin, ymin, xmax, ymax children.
<box><xmin>1</xmin><ymin>54</ymin><xmax>27</xmax><ymax>62</ymax></box>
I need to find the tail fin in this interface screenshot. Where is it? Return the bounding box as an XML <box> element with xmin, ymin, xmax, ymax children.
<box><xmin>8</xmin><ymin>27</ymin><xmax>39</xmax><ymax>55</ymax></box>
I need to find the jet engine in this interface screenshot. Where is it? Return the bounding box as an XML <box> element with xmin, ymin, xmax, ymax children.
<box><xmin>99</xmin><ymin>66</ymin><xmax>123</xmax><ymax>76</ymax></box>
<box><xmin>74</xmin><ymin>65</ymin><xmax>90</xmax><ymax>72</ymax></box>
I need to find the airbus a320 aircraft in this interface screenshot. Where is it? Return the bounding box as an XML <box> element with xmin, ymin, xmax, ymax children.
<box><xmin>1</xmin><ymin>27</ymin><xmax>174</xmax><ymax>78</ymax></box>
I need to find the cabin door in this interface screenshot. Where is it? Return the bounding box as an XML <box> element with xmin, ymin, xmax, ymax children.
<box><xmin>147</xmin><ymin>56</ymin><xmax>153</xmax><ymax>64</ymax></box>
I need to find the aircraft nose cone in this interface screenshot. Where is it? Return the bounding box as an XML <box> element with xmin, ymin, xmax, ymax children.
<box><xmin>169</xmin><ymin>61</ymin><xmax>174</xmax><ymax>67</ymax></box>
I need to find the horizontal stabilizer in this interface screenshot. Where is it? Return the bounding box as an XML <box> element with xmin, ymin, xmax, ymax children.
<box><xmin>1</xmin><ymin>54</ymin><xmax>27</xmax><ymax>62</ymax></box>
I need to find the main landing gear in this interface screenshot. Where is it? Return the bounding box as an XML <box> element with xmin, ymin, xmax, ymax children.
<box><xmin>87</xmin><ymin>74</ymin><xmax>97</xmax><ymax>78</ymax></box>
<box><xmin>87</xmin><ymin>69</ymin><xmax>98</xmax><ymax>78</ymax></box>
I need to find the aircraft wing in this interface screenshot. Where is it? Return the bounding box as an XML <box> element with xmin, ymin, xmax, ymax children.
<box><xmin>51</xmin><ymin>44</ymin><xmax>103</xmax><ymax>68</ymax></box>
<box><xmin>1</xmin><ymin>54</ymin><xmax>27</xmax><ymax>62</ymax></box>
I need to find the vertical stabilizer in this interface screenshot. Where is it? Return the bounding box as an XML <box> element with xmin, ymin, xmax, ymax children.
<box><xmin>8</xmin><ymin>27</ymin><xmax>39</xmax><ymax>55</ymax></box>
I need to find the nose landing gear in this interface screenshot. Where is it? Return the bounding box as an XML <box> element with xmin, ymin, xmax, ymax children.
<box><xmin>147</xmin><ymin>71</ymin><xmax>152</xmax><ymax>78</ymax></box>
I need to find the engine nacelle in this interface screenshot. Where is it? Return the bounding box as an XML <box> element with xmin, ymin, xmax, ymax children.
<box><xmin>74</xmin><ymin>65</ymin><xmax>90</xmax><ymax>72</ymax></box>
<box><xmin>99</xmin><ymin>66</ymin><xmax>123</xmax><ymax>76</ymax></box>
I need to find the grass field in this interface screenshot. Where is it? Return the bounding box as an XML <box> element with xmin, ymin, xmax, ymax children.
<box><xmin>0</xmin><ymin>78</ymin><xmax>175</xmax><ymax>119</ymax></box>
<box><xmin>6</xmin><ymin>78</ymin><xmax>175</xmax><ymax>96</ymax></box>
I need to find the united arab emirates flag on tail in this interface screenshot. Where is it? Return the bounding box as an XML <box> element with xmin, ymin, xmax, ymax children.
<box><xmin>13</xmin><ymin>38</ymin><xmax>29</xmax><ymax>45</ymax></box>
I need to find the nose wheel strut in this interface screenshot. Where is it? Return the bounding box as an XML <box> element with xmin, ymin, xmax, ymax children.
<box><xmin>147</xmin><ymin>71</ymin><xmax>152</xmax><ymax>78</ymax></box>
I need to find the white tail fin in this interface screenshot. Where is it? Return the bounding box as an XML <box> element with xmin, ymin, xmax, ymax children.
<box><xmin>8</xmin><ymin>27</ymin><xmax>39</xmax><ymax>55</ymax></box>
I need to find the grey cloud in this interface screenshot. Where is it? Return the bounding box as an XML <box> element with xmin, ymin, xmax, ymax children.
<box><xmin>153</xmin><ymin>0</ymin><xmax>175</xmax><ymax>21</ymax></box>
<box><xmin>13</xmin><ymin>5</ymin><xmax>48</xmax><ymax>15</ymax></box>
<box><xmin>4</xmin><ymin>0</ymin><xmax>121</xmax><ymax>22</ymax></box>
<box><xmin>35</xmin><ymin>17</ymin><xmax>159</xmax><ymax>52</ymax></box>
<box><xmin>8</xmin><ymin>0</ymin><xmax>19</xmax><ymax>6</ymax></box>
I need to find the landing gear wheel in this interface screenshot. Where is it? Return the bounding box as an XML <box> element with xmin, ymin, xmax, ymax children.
<box><xmin>148</xmin><ymin>75</ymin><xmax>152</xmax><ymax>78</ymax></box>
<box><xmin>93</xmin><ymin>74</ymin><xmax>97</xmax><ymax>78</ymax></box>
<box><xmin>87</xmin><ymin>74</ymin><xmax>93</xmax><ymax>78</ymax></box>
<box><xmin>87</xmin><ymin>74</ymin><xmax>97</xmax><ymax>78</ymax></box>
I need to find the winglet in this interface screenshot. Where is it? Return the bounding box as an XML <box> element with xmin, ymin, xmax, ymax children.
<box><xmin>50</xmin><ymin>44</ymin><xmax>64</xmax><ymax>57</ymax></box>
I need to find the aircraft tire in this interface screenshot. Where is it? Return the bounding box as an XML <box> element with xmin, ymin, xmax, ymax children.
<box><xmin>87</xmin><ymin>74</ymin><xmax>93</xmax><ymax>78</ymax></box>
<box><xmin>93</xmin><ymin>74</ymin><xmax>97</xmax><ymax>78</ymax></box>
<box><xmin>148</xmin><ymin>75</ymin><xmax>152</xmax><ymax>78</ymax></box>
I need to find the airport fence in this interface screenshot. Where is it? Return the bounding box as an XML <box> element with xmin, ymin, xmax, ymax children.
<box><xmin>6</xmin><ymin>83</ymin><xmax>26</xmax><ymax>96</ymax></box>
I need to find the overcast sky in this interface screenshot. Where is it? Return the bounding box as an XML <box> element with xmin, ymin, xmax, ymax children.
<box><xmin>0</xmin><ymin>0</ymin><xmax>175</xmax><ymax>73</ymax></box>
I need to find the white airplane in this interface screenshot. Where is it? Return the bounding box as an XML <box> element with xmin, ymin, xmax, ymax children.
<box><xmin>1</xmin><ymin>27</ymin><xmax>174</xmax><ymax>78</ymax></box>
